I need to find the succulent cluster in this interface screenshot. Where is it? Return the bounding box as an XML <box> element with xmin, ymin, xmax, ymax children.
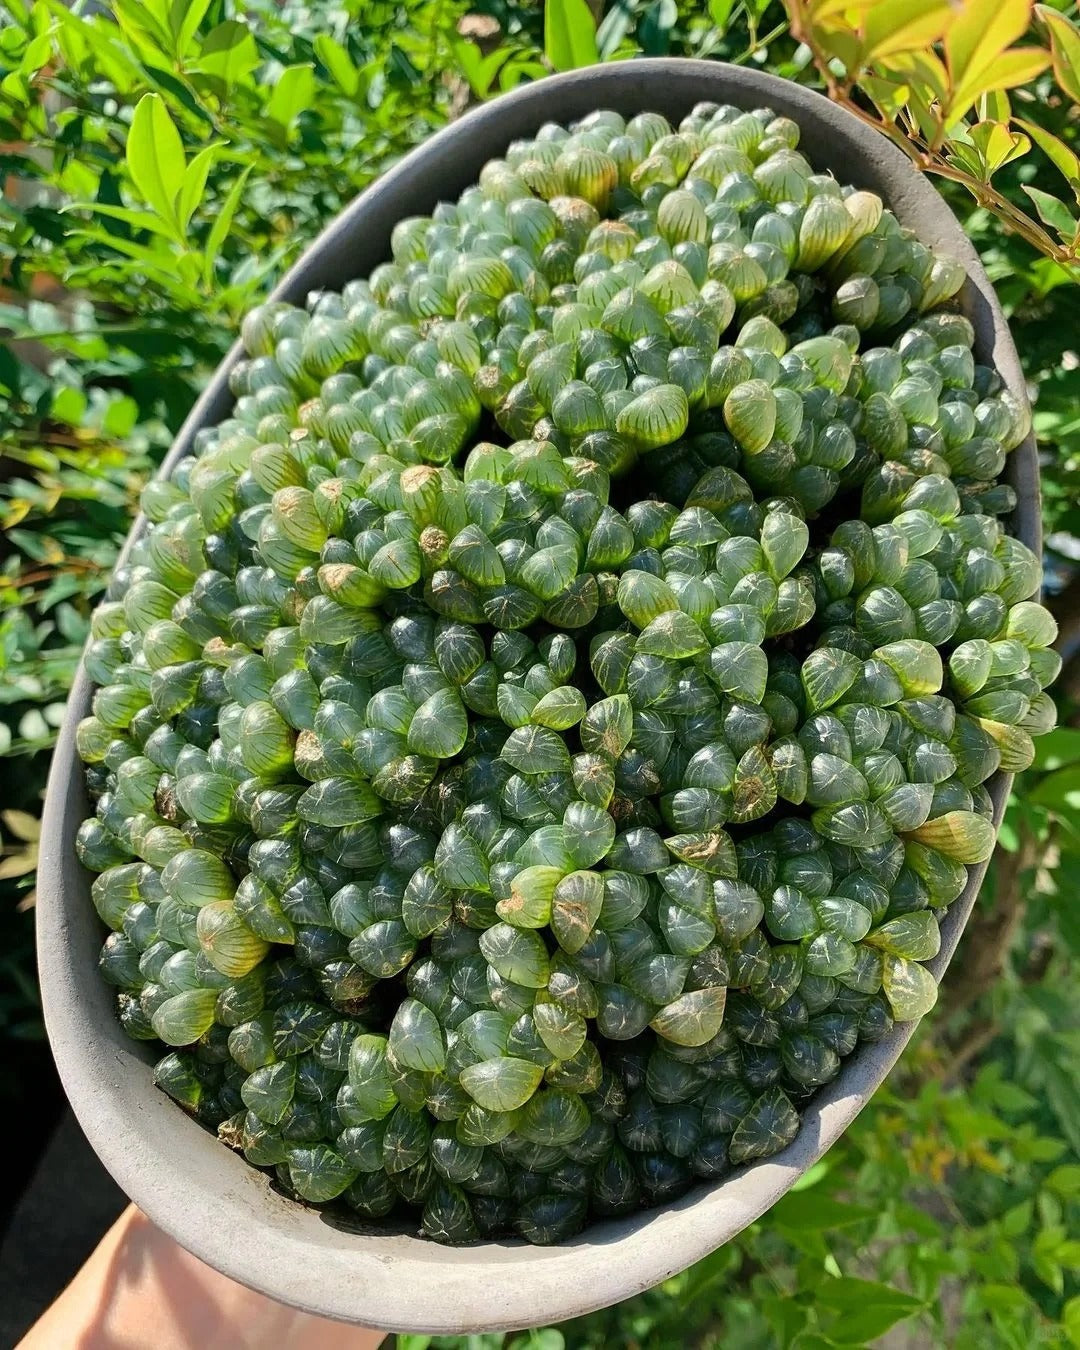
<box><xmin>75</xmin><ymin>102</ymin><xmax>1058</xmax><ymax>1246</ymax></box>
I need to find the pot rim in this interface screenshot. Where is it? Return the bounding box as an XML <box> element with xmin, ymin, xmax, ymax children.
<box><xmin>37</xmin><ymin>57</ymin><xmax>1037</xmax><ymax>1333</ymax></box>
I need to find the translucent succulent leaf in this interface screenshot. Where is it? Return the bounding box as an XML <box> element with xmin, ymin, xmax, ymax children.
<box><xmin>531</xmin><ymin>686</ymin><xmax>587</xmax><ymax>731</ymax></box>
<box><xmin>519</xmin><ymin>546</ymin><xmax>579</xmax><ymax>602</ymax></box>
<box><xmin>196</xmin><ymin>900</ymin><xmax>270</xmax><ymax>978</ymax></box>
<box><xmin>241</xmin><ymin>1059</ymin><xmax>296</xmax><ymax>1125</ymax></box>
<box><xmin>866</xmin><ymin>911</ymin><xmax>941</xmax><ymax>961</ymax></box>
<box><xmin>874</xmin><ymin>639</ymin><xmax>943</xmax><ymax>696</ymax></box>
<box><xmin>708</xmin><ymin>642</ymin><xmax>768</xmax><ymax>704</ymax></box>
<box><xmin>1005</xmin><ymin>600</ymin><xmax>1057</xmax><ymax>649</ymax></box>
<box><xmin>764</xmin><ymin>884</ymin><xmax>817</xmax><ymax>942</ymax></box>
<box><xmin>479</xmin><ymin>923</ymin><xmax>550</xmax><ymax>988</ymax></box>
<box><xmin>595</xmin><ymin>982</ymin><xmax>653</xmax><ymax>1039</ymax></box>
<box><xmin>551</xmin><ymin>870</ymin><xmax>605</xmax><ymax>955</ymax></box>
<box><xmin>407</xmin><ymin>687</ymin><xmax>468</xmax><ymax>759</ymax></box>
<box><xmin>874</xmin><ymin>783</ymin><xmax>934</xmax><ymax>831</ymax></box>
<box><xmin>650</xmin><ymin>987</ymin><xmax>727</xmax><ymax>1047</ymax></box>
<box><xmin>723</xmin><ymin>379</ymin><xmax>776</xmax><ymax>454</ymax></box>
<box><xmin>580</xmin><ymin>695</ymin><xmax>634</xmax><ymax>760</ymax></box>
<box><xmin>459</xmin><ymin>1056</ymin><xmax>544</xmax><ymax>1112</ymax></box>
<box><xmin>636</xmin><ymin>610</ymin><xmax>708</xmax><ymax>659</ymax></box>
<box><xmin>496</xmin><ymin>865</ymin><xmax>561</xmax><ymax>929</ymax></box>
<box><xmin>732</xmin><ymin>746</ymin><xmax>778</xmax><ymax>823</ymax></box>
<box><xmin>760</xmin><ymin>511</ymin><xmax>809</xmax><ymax>581</ymax></box>
<box><xmin>401</xmin><ymin>866</ymin><xmax>454</xmax><ymax>938</ymax></box>
<box><xmin>801</xmin><ymin>647</ymin><xmax>861</xmax><ymax>714</ymax></box>
<box><xmin>812</xmin><ymin>800</ymin><xmax>893</xmax><ymax>848</ymax></box>
<box><xmin>617</xmin><ymin>570</ymin><xmax>679</xmax><ymax>629</ymax></box>
<box><xmin>615</xmin><ymin>383</ymin><xmax>690</xmax><ymax>451</ymax></box>
<box><xmin>806</xmin><ymin>752</ymin><xmax>869</xmax><ymax>807</ymax></box>
<box><xmin>533</xmin><ymin>1002</ymin><xmax>588</xmax><ymax>1060</ymax></box>
<box><xmin>664</xmin><ymin>829</ymin><xmax>737</xmax><ymax>876</ymax></box>
<box><xmin>563</xmin><ymin>802</ymin><xmax>616</xmax><ymax>869</ymax></box>
<box><xmin>728</xmin><ymin>1086</ymin><xmax>800</xmax><ymax>1164</ymax></box>
<box><xmin>150</xmin><ymin>988</ymin><xmax>219</xmax><ymax>1047</ymax></box>
<box><xmin>161</xmin><ymin>849</ymin><xmax>236</xmax><ymax>909</ymax></box>
<box><xmin>287</xmin><ymin>1144</ymin><xmax>358</xmax><ymax>1203</ymax></box>
<box><xmin>502</xmin><ymin>725</ymin><xmax>573</xmax><ymax>776</ymax></box>
<box><xmin>881</xmin><ymin>953</ymin><xmax>938</xmax><ymax>1021</ymax></box>
<box><xmin>904</xmin><ymin>809</ymin><xmax>995</xmax><ymax>863</ymax></box>
<box><xmin>297</xmin><ymin>777</ymin><xmax>381</xmax><ymax>828</ymax></box>
<box><xmin>388</xmin><ymin>998</ymin><xmax>446</xmax><ymax>1074</ymax></box>
<box><xmin>346</xmin><ymin>1035</ymin><xmax>398</xmax><ymax>1121</ymax></box>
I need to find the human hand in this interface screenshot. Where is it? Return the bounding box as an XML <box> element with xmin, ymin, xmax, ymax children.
<box><xmin>18</xmin><ymin>1204</ymin><xmax>389</xmax><ymax>1350</ymax></box>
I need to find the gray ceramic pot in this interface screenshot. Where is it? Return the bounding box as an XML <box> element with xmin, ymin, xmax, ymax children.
<box><xmin>38</xmin><ymin>58</ymin><xmax>1040</xmax><ymax>1334</ymax></box>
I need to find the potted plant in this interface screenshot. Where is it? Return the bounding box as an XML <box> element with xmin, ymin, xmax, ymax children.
<box><xmin>38</xmin><ymin>59</ymin><xmax>1046</xmax><ymax>1333</ymax></box>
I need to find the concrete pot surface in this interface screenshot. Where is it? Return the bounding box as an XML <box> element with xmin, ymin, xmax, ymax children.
<box><xmin>38</xmin><ymin>59</ymin><xmax>1040</xmax><ymax>1333</ymax></box>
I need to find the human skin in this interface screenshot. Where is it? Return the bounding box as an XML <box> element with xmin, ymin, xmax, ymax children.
<box><xmin>17</xmin><ymin>1205</ymin><xmax>388</xmax><ymax>1350</ymax></box>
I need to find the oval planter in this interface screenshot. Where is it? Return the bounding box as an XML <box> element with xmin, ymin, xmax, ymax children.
<box><xmin>38</xmin><ymin>58</ymin><xmax>1040</xmax><ymax>1334</ymax></box>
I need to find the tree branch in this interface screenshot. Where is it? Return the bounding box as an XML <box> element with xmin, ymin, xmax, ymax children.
<box><xmin>935</xmin><ymin>827</ymin><xmax>1038</xmax><ymax>1021</ymax></box>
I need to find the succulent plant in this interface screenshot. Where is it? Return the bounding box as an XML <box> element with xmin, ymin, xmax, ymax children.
<box><xmin>75</xmin><ymin>100</ymin><xmax>1053</xmax><ymax>1247</ymax></box>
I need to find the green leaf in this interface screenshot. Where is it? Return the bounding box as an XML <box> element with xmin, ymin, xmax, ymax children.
<box><xmin>1001</xmin><ymin>1199</ymin><xmax>1033</xmax><ymax>1236</ymax></box>
<box><xmin>545</xmin><ymin>0</ymin><xmax>599</xmax><ymax>72</ymax></box>
<box><xmin>177</xmin><ymin>143</ymin><xmax>219</xmax><ymax>234</ymax></box>
<box><xmin>452</xmin><ymin>39</ymin><xmax>514</xmax><ymax>99</ymax></box>
<box><xmin>861</xmin><ymin>72</ymin><xmax>911</xmax><ymax>120</ymax></box>
<box><xmin>944</xmin><ymin>0</ymin><xmax>1030</xmax><ymax>94</ymax></box>
<box><xmin>816</xmin><ymin>1276</ymin><xmax>924</xmax><ymax>1313</ymax></box>
<box><xmin>63</xmin><ymin>201</ymin><xmax>168</xmax><ymax>235</ymax></box>
<box><xmin>195</xmin><ymin>20</ymin><xmax>260</xmax><ymax>89</ymax></box>
<box><xmin>1064</xmin><ymin>1294</ymin><xmax>1080</xmax><ymax>1348</ymax></box>
<box><xmin>266</xmin><ymin>64</ymin><xmax>316</xmax><ymax>130</ymax></box>
<box><xmin>1023</xmin><ymin>186</ymin><xmax>1077</xmax><ymax>241</ymax></box>
<box><xmin>596</xmin><ymin>3</ymin><xmax>633</xmax><ymax>58</ymax></box>
<box><xmin>1047</xmin><ymin>1164</ymin><xmax>1080</xmax><ymax>1197</ymax></box>
<box><xmin>1015</xmin><ymin>118</ymin><xmax>1080</xmax><ymax>196</ymax></box>
<box><xmin>961</xmin><ymin>46</ymin><xmax>1051</xmax><ymax>111</ymax></box>
<box><xmin>1028</xmin><ymin>766</ymin><xmax>1080</xmax><ymax>811</ymax></box>
<box><xmin>862</xmin><ymin>0</ymin><xmax>957</xmax><ymax>64</ymax></box>
<box><xmin>639</xmin><ymin>0</ymin><xmax>678</xmax><ymax>55</ymax></box>
<box><xmin>966</xmin><ymin>120</ymin><xmax>1030</xmax><ymax>178</ymax></box>
<box><xmin>126</xmin><ymin>92</ymin><xmax>185</xmax><ymax>232</ymax></box>
<box><xmin>828</xmin><ymin>1304</ymin><xmax>923</xmax><ymax>1343</ymax></box>
<box><xmin>774</xmin><ymin>1191</ymin><xmax>874</xmax><ymax>1231</ymax></box>
<box><xmin>202</xmin><ymin>164</ymin><xmax>251</xmax><ymax>285</ymax></box>
<box><xmin>112</xmin><ymin>0</ymin><xmax>172</xmax><ymax>62</ymax></box>
<box><xmin>314</xmin><ymin>34</ymin><xmax>360</xmax><ymax>96</ymax></box>
<box><xmin>1038</xmin><ymin>5</ymin><xmax>1080</xmax><ymax>104</ymax></box>
<box><xmin>1034</xmin><ymin>728</ymin><xmax>1080</xmax><ymax>771</ymax></box>
<box><xmin>50</xmin><ymin>385</ymin><xmax>87</xmax><ymax>425</ymax></box>
<box><xmin>709</xmin><ymin>0</ymin><xmax>734</xmax><ymax>26</ymax></box>
<box><xmin>170</xmin><ymin>0</ymin><xmax>211</xmax><ymax>53</ymax></box>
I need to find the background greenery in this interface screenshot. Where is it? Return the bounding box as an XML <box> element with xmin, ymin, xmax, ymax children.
<box><xmin>1</xmin><ymin>0</ymin><xmax>1078</xmax><ymax>1344</ymax></box>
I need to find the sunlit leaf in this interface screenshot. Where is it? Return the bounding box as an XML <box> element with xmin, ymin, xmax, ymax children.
<box><xmin>314</xmin><ymin>33</ymin><xmax>360</xmax><ymax>96</ymax></box>
<box><xmin>545</xmin><ymin>0</ymin><xmax>599</xmax><ymax>71</ymax></box>
<box><xmin>1037</xmin><ymin>4</ymin><xmax>1080</xmax><ymax>103</ymax></box>
<box><xmin>1023</xmin><ymin>185</ymin><xmax>1077</xmax><ymax>240</ymax></box>
<box><xmin>863</xmin><ymin>0</ymin><xmax>957</xmax><ymax>64</ymax></box>
<box><xmin>944</xmin><ymin>0</ymin><xmax>1030</xmax><ymax>91</ymax></box>
<box><xmin>266</xmin><ymin>64</ymin><xmax>316</xmax><ymax>131</ymax></box>
<box><xmin>177</xmin><ymin>143</ymin><xmax>220</xmax><ymax>234</ymax></box>
<box><xmin>951</xmin><ymin>46</ymin><xmax>1051</xmax><ymax>121</ymax></box>
<box><xmin>202</xmin><ymin>165</ymin><xmax>251</xmax><ymax>285</ymax></box>
<box><xmin>1015</xmin><ymin>117</ymin><xmax>1080</xmax><ymax>195</ymax></box>
<box><xmin>126</xmin><ymin>93</ymin><xmax>185</xmax><ymax>233</ymax></box>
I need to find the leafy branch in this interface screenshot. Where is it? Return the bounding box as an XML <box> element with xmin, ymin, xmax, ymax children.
<box><xmin>784</xmin><ymin>0</ymin><xmax>1080</xmax><ymax>275</ymax></box>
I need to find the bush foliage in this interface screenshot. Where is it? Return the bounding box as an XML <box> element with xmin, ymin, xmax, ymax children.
<box><xmin>0</xmin><ymin>0</ymin><xmax>1077</xmax><ymax>1343</ymax></box>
